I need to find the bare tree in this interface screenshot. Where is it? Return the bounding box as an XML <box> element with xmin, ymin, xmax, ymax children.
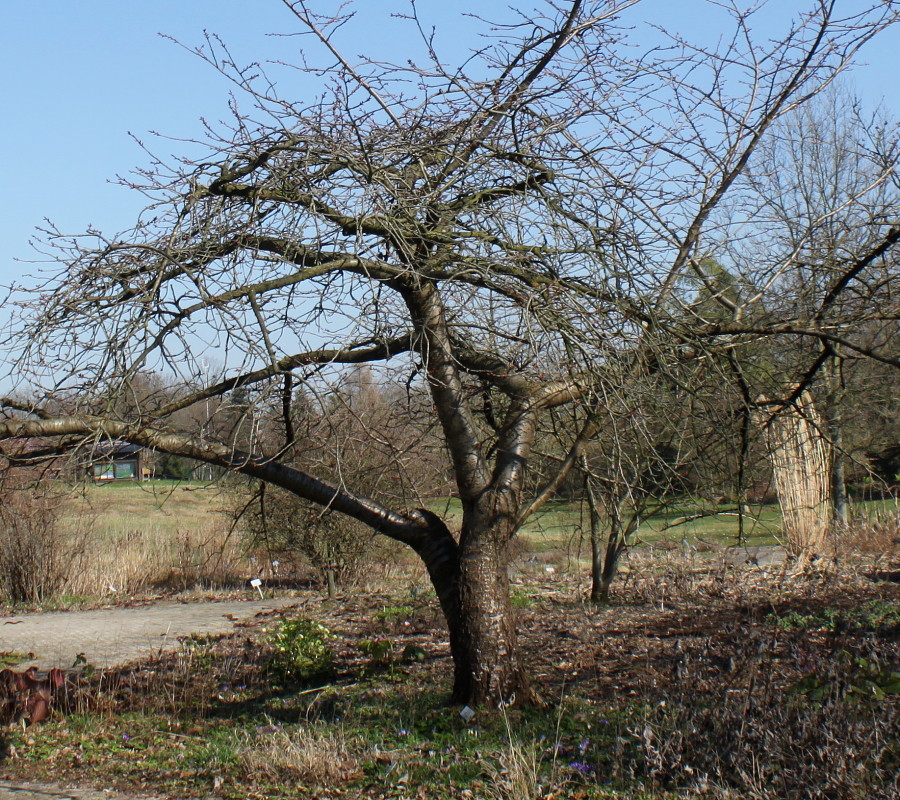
<box><xmin>2</xmin><ymin>0</ymin><xmax>899</xmax><ymax>706</ymax></box>
<box><xmin>732</xmin><ymin>85</ymin><xmax>900</xmax><ymax>527</ymax></box>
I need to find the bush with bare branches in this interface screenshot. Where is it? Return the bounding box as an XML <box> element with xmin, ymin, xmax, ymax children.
<box><xmin>0</xmin><ymin>475</ymin><xmax>84</xmax><ymax>603</ymax></box>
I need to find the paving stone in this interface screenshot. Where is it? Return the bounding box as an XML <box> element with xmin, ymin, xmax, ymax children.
<box><xmin>0</xmin><ymin>780</ymin><xmax>144</xmax><ymax>800</ymax></box>
<box><xmin>0</xmin><ymin>598</ymin><xmax>300</xmax><ymax>671</ymax></box>
<box><xmin>723</xmin><ymin>545</ymin><xmax>787</xmax><ymax>567</ymax></box>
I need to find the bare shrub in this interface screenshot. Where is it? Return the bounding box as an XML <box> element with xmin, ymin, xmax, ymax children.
<box><xmin>839</xmin><ymin>508</ymin><xmax>900</xmax><ymax>555</ymax></box>
<box><xmin>0</xmin><ymin>474</ymin><xmax>87</xmax><ymax>603</ymax></box>
<box><xmin>635</xmin><ymin>691</ymin><xmax>899</xmax><ymax>799</ymax></box>
<box><xmin>237</xmin><ymin>482</ymin><xmax>391</xmax><ymax>585</ymax></box>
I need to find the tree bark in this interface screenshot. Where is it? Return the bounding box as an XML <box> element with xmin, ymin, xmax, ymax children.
<box><xmin>585</xmin><ymin>470</ymin><xmax>623</xmax><ymax>605</ymax></box>
<box><xmin>404</xmin><ymin>504</ymin><xmax>537</xmax><ymax>706</ymax></box>
<box><xmin>456</xmin><ymin>519</ymin><xmax>536</xmax><ymax>705</ymax></box>
<box><xmin>826</xmin><ymin>353</ymin><xmax>849</xmax><ymax>530</ymax></box>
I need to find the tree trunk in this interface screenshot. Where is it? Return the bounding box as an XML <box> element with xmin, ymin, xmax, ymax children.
<box><xmin>455</xmin><ymin>529</ymin><xmax>536</xmax><ymax>706</ymax></box>
<box><xmin>826</xmin><ymin>353</ymin><xmax>849</xmax><ymax>530</ymax></box>
<box><xmin>585</xmin><ymin>471</ymin><xmax>623</xmax><ymax>605</ymax></box>
<box><xmin>590</xmin><ymin>512</ymin><xmax>605</xmax><ymax>604</ymax></box>
<box><xmin>415</xmin><ymin>500</ymin><xmax>537</xmax><ymax>707</ymax></box>
<box><xmin>591</xmin><ymin>518</ymin><xmax>625</xmax><ymax>605</ymax></box>
<box><xmin>593</xmin><ymin>536</ymin><xmax>623</xmax><ymax>606</ymax></box>
<box><xmin>831</xmin><ymin>421</ymin><xmax>848</xmax><ymax>529</ymax></box>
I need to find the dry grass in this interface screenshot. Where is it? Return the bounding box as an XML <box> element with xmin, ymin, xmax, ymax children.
<box><xmin>61</xmin><ymin>482</ymin><xmax>225</xmax><ymax>538</ymax></box>
<box><xmin>764</xmin><ymin>392</ymin><xmax>831</xmax><ymax>556</ymax></box>
<box><xmin>485</xmin><ymin>740</ymin><xmax>546</xmax><ymax>800</ymax></box>
<box><xmin>484</xmin><ymin>711</ymin><xmax>569</xmax><ymax>800</ymax></box>
<box><xmin>57</xmin><ymin>482</ymin><xmax>245</xmax><ymax>596</ymax></box>
<box><xmin>834</xmin><ymin>508</ymin><xmax>900</xmax><ymax>582</ymax></box>
<box><xmin>240</xmin><ymin>724</ymin><xmax>361</xmax><ymax>783</ymax></box>
<box><xmin>839</xmin><ymin>508</ymin><xmax>900</xmax><ymax>554</ymax></box>
<box><xmin>65</xmin><ymin>520</ymin><xmax>245</xmax><ymax>596</ymax></box>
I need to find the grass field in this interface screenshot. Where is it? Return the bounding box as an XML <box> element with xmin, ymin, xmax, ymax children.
<box><xmin>28</xmin><ymin>481</ymin><xmax>896</xmax><ymax>602</ymax></box>
<box><xmin>431</xmin><ymin>495</ymin><xmax>898</xmax><ymax>550</ymax></box>
<box><xmin>60</xmin><ymin>480</ymin><xmax>226</xmax><ymax>537</ymax></box>
<box><xmin>50</xmin><ymin>480</ymin><xmax>242</xmax><ymax>600</ymax></box>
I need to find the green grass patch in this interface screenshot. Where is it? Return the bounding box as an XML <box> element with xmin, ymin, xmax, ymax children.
<box><xmin>0</xmin><ymin>651</ymin><xmax>32</xmax><ymax>668</ymax></box>
<box><xmin>428</xmin><ymin>495</ymin><xmax>788</xmax><ymax>548</ymax></box>
<box><xmin>373</xmin><ymin>605</ymin><xmax>414</xmax><ymax>623</ymax></box>
<box><xmin>769</xmin><ymin>599</ymin><xmax>900</xmax><ymax>633</ymax></box>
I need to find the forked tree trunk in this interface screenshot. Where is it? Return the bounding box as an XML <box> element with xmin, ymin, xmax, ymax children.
<box><xmin>414</xmin><ymin>504</ymin><xmax>537</xmax><ymax>707</ymax></box>
<box><xmin>585</xmin><ymin>471</ymin><xmax>627</xmax><ymax>605</ymax></box>
<box><xmin>591</xmin><ymin>522</ymin><xmax>624</xmax><ymax>605</ymax></box>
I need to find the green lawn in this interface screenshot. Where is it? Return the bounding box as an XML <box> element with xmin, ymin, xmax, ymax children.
<box><xmin>428</xmin><ymin>495</ymin><xmax>899</xmax><ymax>554</ymax></box>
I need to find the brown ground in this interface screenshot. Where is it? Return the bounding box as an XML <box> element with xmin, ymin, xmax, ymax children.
<box><xmin>1</xmin><ymin>554</ymin><xmax>898</xmax><ymax>799</ymax></box>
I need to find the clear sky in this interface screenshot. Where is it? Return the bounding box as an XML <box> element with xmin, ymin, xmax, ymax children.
<box><xmin>1</xmin><ymin>0</ymin><xmax>898</xmax><ymax>292</ymax></box>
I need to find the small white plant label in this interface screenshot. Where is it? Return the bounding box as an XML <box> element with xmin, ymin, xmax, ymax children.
<box><xmin>250</xmin><ymin>578</ymin><xmax>264</xmax><ymax>599</ymax></box>
<box><xmin>459</xmin><ymin>705</ymin><xmax>475</xmax><ymax>722</ymax></box>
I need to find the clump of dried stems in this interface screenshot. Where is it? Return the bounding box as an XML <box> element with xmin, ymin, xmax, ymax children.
<box><xmin>240</xmin><ymin>725</ymin><xmax>361</xmax><ymax>784</ymax></box>
<box><xmin>66</xmin><ymin>520</ymin><xmax>245</xmax><ymax>596</ymax></box>
<box><xmin>764</xmin><ymin>392</ymin><xmax>831</xmax><ymax>557</ymax></box>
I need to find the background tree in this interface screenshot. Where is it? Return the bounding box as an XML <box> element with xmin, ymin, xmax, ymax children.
<box><xmin>237</xmin><ymin>366</ymin><xmax>448</xmax><ymax>590</ymax></box>
<box><xmin>732</xmin><ymin>85</ymin><xmax>900</xmax><ymax>527</ymax></box>
<box><xmin>1</xmin><ymin>0</ymin><xmax>899</xmax><ymax>706</ymax></box>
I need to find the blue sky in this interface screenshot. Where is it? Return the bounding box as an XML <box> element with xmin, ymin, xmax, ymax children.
<box><xmin>1</xmin><ymin>0</ymin><xmax>897</xmax><ymax>292</ymax></box>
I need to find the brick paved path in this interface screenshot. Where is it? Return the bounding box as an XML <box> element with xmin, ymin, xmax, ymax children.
<box><xmin>0</xmin><ymin>780</ymin><xmax>147</xmax><ymax>800</ymax></box>
<box><xmin>0</xmin><ymin>596</ymin><xmax>302</xmax><ymax>799</ymax></box>
<box><xmin>0</xmin><ymin>598</ymin><xmax>300</xmax><ymax>671</ymax></box>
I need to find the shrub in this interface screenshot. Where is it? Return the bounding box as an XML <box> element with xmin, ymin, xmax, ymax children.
<box><xmin>267</xmin><ymin>617</ymin><xmax>334</xmax><ymax>684</ymax></box>
<box><xmin>236</xmin><ymin>482</ymin><xmax>384</xmax><ymax>584</ymax></box>
<box><xmin>0</xmin><ymin>473</ymin><xmax>84</xmax><ymax>603</ymax></box>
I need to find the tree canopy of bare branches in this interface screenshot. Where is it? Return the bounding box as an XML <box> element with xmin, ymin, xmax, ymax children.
<box><xmin>2</xmin><ymin>0</ymin><xmax>899</xmax><ymax>706</ymax></box>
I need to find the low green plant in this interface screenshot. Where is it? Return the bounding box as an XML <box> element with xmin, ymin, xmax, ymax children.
<box><xmin>400</xmin><ymin>644</ymin><xmax>427</xmax><ymax>663</ymax></box>
<box><xmin>790</xmin><ymin>650</ymin><xmax>900</xmax><ymax>701</ymax></box>
<box><xmin>358</xmin><ymin>637</ymin><xmax>394</xmax><ymax>666</ymax></box>
<box><xmin>770</xmin><ymin>609</ymin><xmax>827</xmax><ymax>631</ymax></box>
<box><xmin>374</xmin><ymin>605</ymin><xmax>413</xmax><ymax>623</ymax></box>
<box><xmin>768</xmin><ymin>600</ymin><xmax>900</xmax><ymax>633</ymax></box>
<box><xmin>0</xmin><ymin>651</ymin><xmax>31</xmax><ymax>668</ymax></box>
<box><xmin>856</xmin><ymin>599</ymin><xmax>900</xmax><ymax>631</ymax></box>
<box><xmin>510</xmin><ymin>589</ymin><xmax>535</xmax><ymax>608</ymax></box>
<box><xmin>268</xmin><ymin>617</ymin><xmax>334</xmax><ymax>684</ymax></box>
